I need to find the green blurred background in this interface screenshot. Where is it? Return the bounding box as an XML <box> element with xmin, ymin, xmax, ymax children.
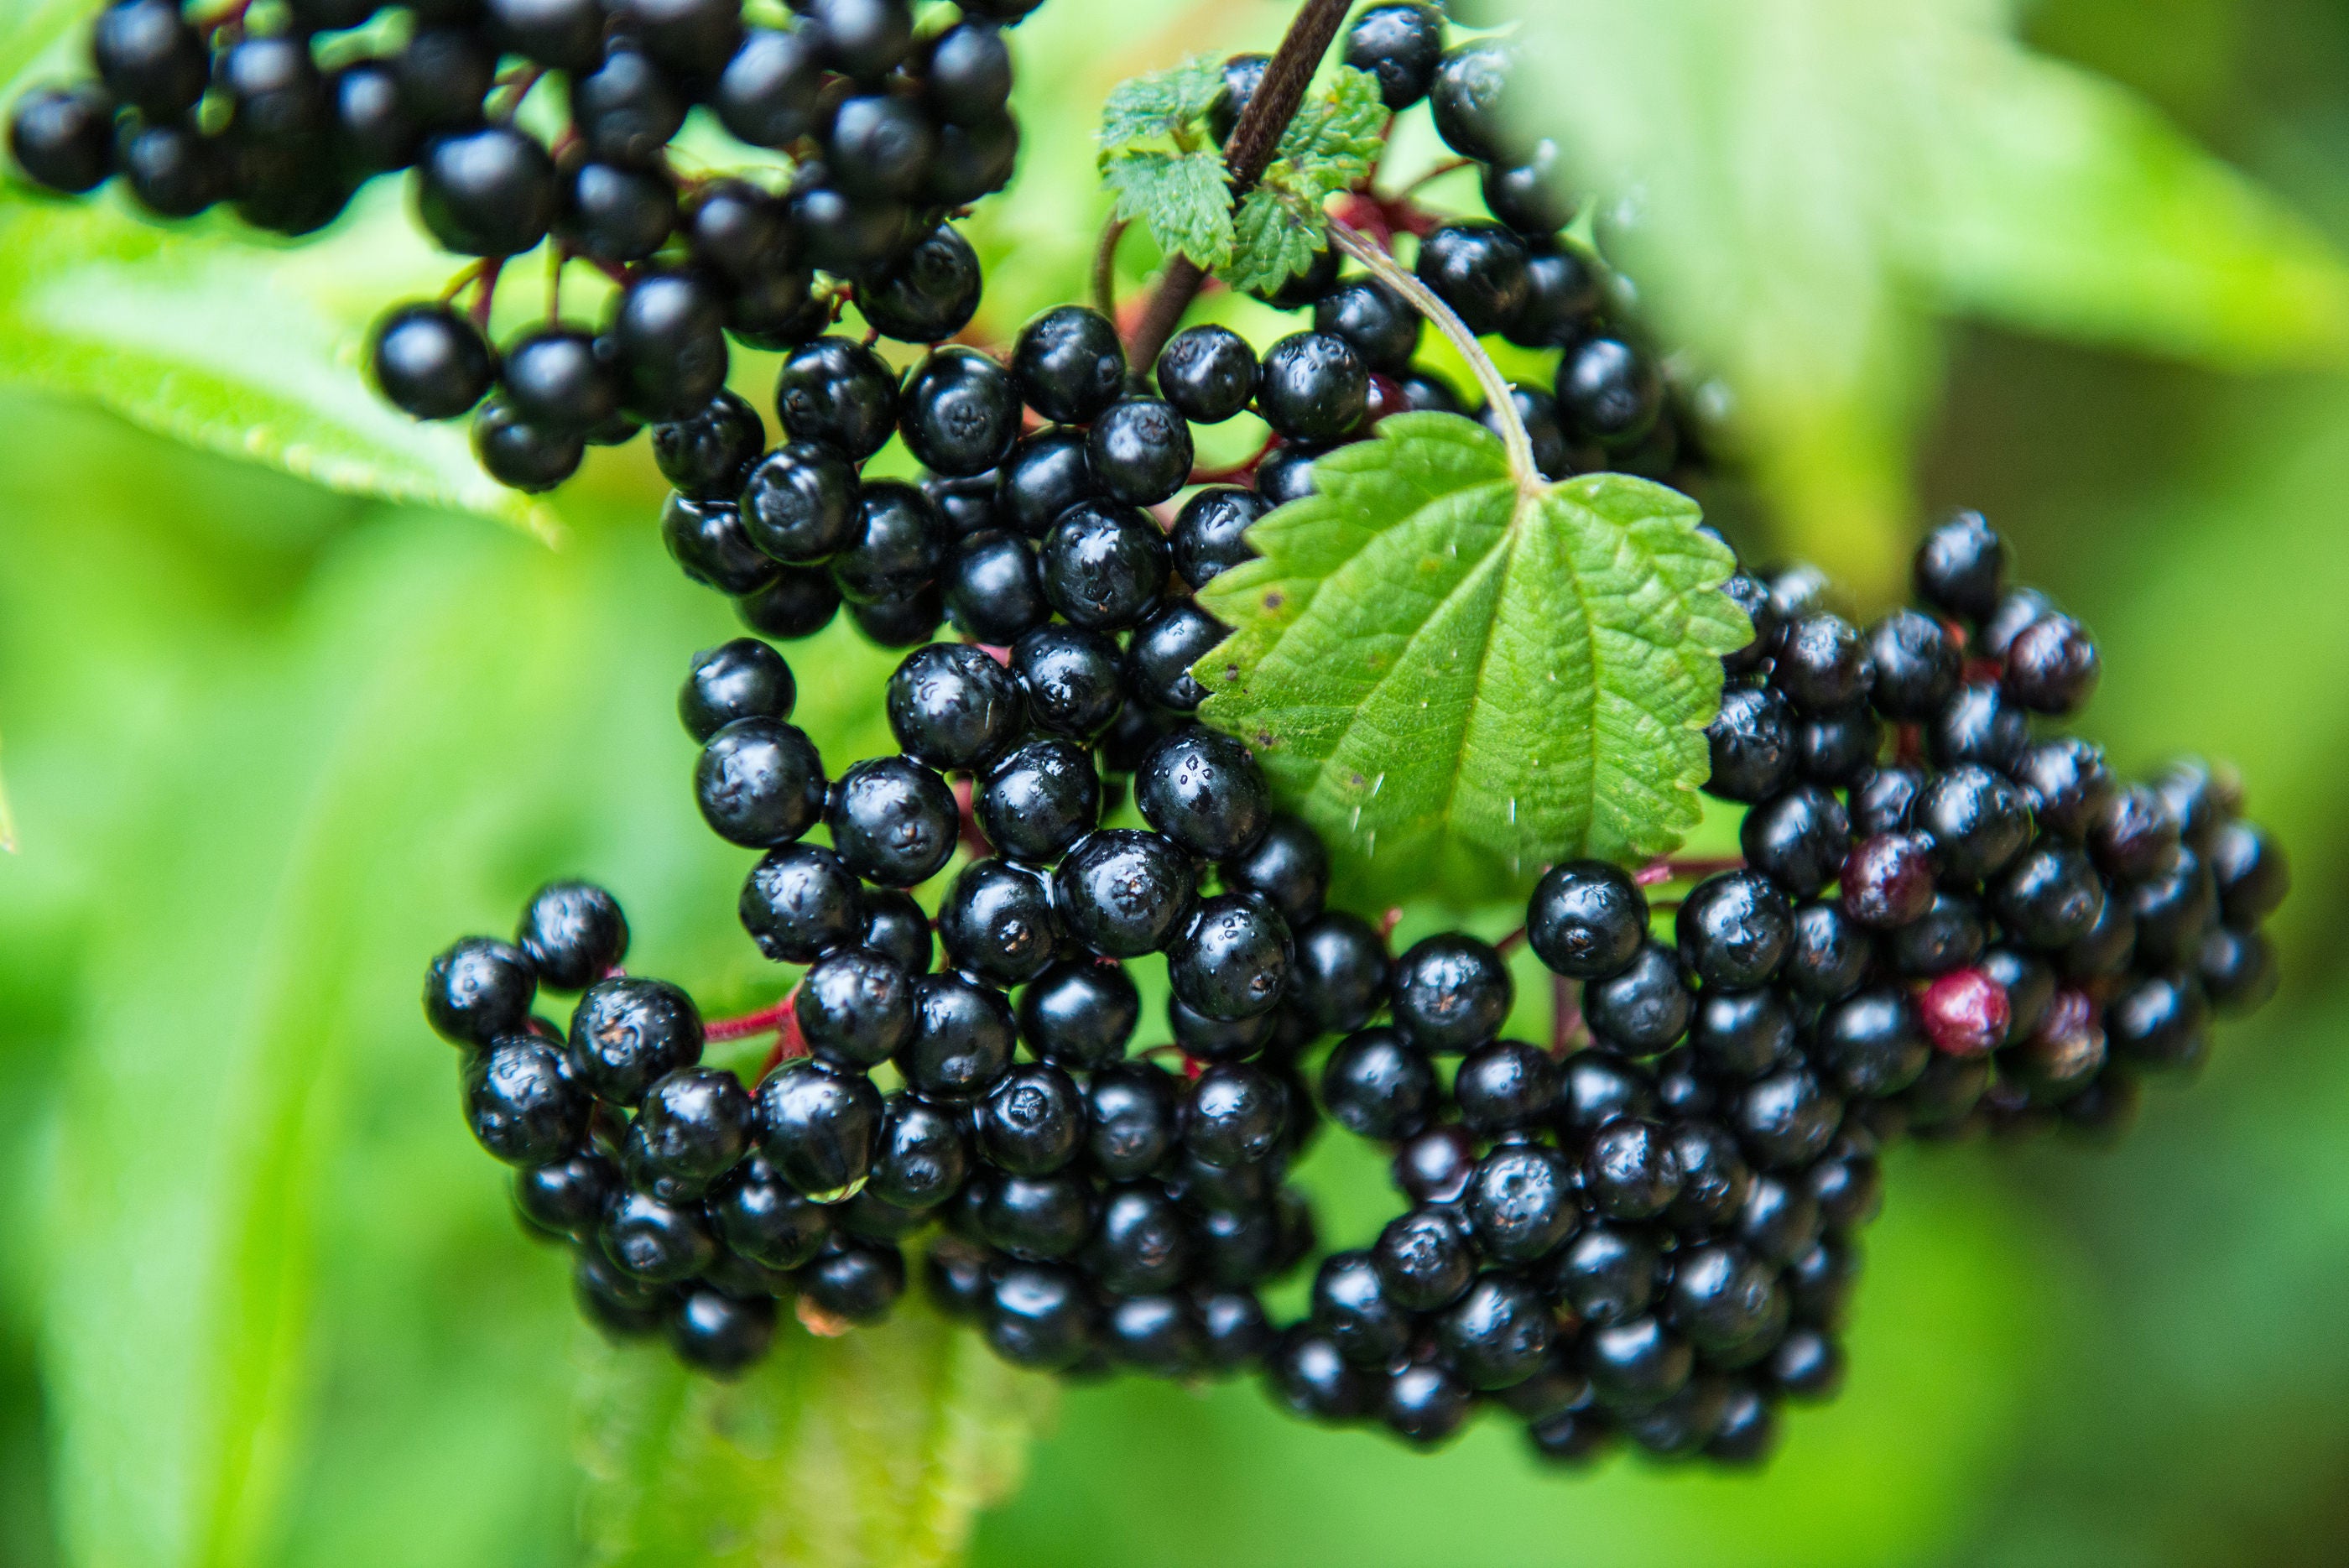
<box><xmin>3</xmin><ymin>0</ymin><xmax>2347</xmax><ymax>1564</ymax></box>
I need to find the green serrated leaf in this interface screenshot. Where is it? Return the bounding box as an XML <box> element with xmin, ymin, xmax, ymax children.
<box><xmin>1102</xmin><ymin>148</ymin><xmax>1234</xmax><ymax>270</ymax></box>
<box><xmin>1270</xmin><ymin>65</ymin><xmax>1388</xmax><ymax>187</ymax></box>
<box><xmin>0</xmin><ymin>192</ymin><xmax>551</xmax><ymax>534</ymax></box>
<box><xmin>1224</xmin><ymin>183</ymin><xmax>1321</xmax><ymax>297</ymax></box>
<box><xmin>1220</xmin><ymin>66</ymin><xmax>1388</xmax><ymax>295</ymax></box>
<box><xmin>1096</xmin><ymin>54</ymin><xmax>1225</xmax><ymax>155</ymax></box>
<box><xmin>578</xmin><ymin>1303</ymin><xmax>1052</xmax><ymax>1568</ymax></box>
<box><xmin>1194</xmin><ymin>413</ymin><xmax>1745</xmax><ymax>908</ymax></box>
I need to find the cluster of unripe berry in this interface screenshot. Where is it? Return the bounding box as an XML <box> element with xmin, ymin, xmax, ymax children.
<box><xmin>7</xmin><ymin>0</ymin><xmax>1044</xmax><ymax>492</ymax></box>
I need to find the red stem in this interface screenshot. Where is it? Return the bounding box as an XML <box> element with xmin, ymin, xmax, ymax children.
<box><xmin>1550</xmin><ymin>972</ymin><xmax>1586</xmax><ymax>1056</ymax></box>
<box><xmin>707</xmin><ymin>987</ymin><xmax>800</xmax><ymax>1044</ymax></box>
<box><xmin>1398</xmin><ymin>156</ymin><xmax>1474</xmax><ymax>195</ymax></box>
<box><xmin>1495</xmin><ymin>925</ymin><xmax>1526</xmax><ymax>957</ymax></box>
<box><xmin>467</xmin><ymin>258</ymin><xmax>505</xmax><ymax>332</ymax></box>
<box><xmin>1633</xmin><ymin>854</ymin><xmax>1747</xmax><ymax>888</ymax></box>
<box><xmin>1189</xmin><ymin>432</ymin><xmax>1279</xmax><ymax>486</ymax></box>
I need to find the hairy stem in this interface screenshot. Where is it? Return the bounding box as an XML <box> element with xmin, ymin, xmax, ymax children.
<box><xmin>1326</xmin><ymin>217</ymin><xmax>1536</xmax><ymax>490</ymax></box>
<box><xmin>1127</xmin><ymin>0</ymin><xmax>1355</xmax><ymax>369</ymax></box>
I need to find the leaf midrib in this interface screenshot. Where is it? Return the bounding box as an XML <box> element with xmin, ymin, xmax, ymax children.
<box><xmin>1305</xmin><ymin>475</ymin><xmax>1524</xmax><ymax>862</ymax></box>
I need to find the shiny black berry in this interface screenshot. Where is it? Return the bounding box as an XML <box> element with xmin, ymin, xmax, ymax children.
<box><xmin>1039</xmin><ymin>499</ymin><xmax>1170</xmax><ymax>629</ymax></box>
<box><xmin>739</xmin><ymin>842</ymin><xmax>866</xmax><ymax>962</ymax></box>
<box><xmin>1053</xmin><ymin>830</ymin><xmax>1196</xmax><ymax>956</ymax></box>
<box><xmin>1258</xmin><ymin>331</ymin><xmax>1370</xmax><ymax>442</ymax></box>
<box><xmin>1013</xmin><ymin>305</ymin><xmax>1126</xmax><ymax>425</ymax></box>
<box><xmin>774</xmin><ymin>336</ymin><xmax>899</xmax><ymax>461</ymax></box>
<box><xmin>1019</xmin><ymin>960</ymin><xmax>1140</xmax><ymax>1071</ymax></box>
<box><xmin>464</xmin><ymin>1036</ymin><xmax>586</xmax><ymax>1164</ymax></box>
<box><xmin>1319</xmin><ymin>1027</ymin><xmax>1435</xmax><ymax>1141</ymax></box>
<box><xmin>1389</xmin><ymin>933</ymin><xmax>1513</xmax><ymax>1052</ymax></box>
<box><xmin>517</xmin><ymin>880</ymin><xmax>629</xmax><ymax>990</ymax></box>
<box><xmin>1583</xmin><ymin>940</ymin><xmax>1693</xmax><ymax>1056</ymax></box>
<box><xmin>898</xmin><ymin>972</ymin><xmax>1017</xmax><ymax>1099</ymax></box>
<box><xmin>1676</xmin><ymin>871</ymin><xmax>1792</xmax><ymax>989</ymax></box>
<box><xmin>1156</xmin><ymin>324</ymin><xmax>1259</xmax><ymax>425</ymax></box>
<box><xmin>372</xmin><ymin>303</ymin><xmax>496</xmax><ymax>420</ymax></box>
<box><xmin>565</xmin><ymin>976</ymin><xmax>702</xmax><ymax>1104</ymax></box>
<box><xmin>425</xmin><ymin>935</ymin><xmax>538</xmax><ymax>1044</ymax></box>
<box><xmin>901</xmin><ymin>346</ymin><xmax>1019</xmax><ymax>477</ymax></box>
<box><xmin>1914</xmin><ymin>511</ymin><xmax>2007</xmax><ymax>623</ymax></box>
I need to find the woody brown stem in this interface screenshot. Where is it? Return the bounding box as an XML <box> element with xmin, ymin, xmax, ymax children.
<box><xmin>1125</xmin><ymin>0</ymin><xmax>1355</xmax><ymax>371</ymax></box>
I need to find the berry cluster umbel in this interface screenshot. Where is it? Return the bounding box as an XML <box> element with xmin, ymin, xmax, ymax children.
<box><xmin>8</xmin><ymin>0</ymin><xmax>1044</xmax><ymax>492</ymax></box>
<box><xmin>424</xmin><ymin>496</ymin><xmax>2284</xmax><ymax>1466</ymax></box>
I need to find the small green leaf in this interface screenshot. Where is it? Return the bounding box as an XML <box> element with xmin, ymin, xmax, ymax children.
<box><xmin>0</xmin><ymin>192</ymin><xmax>551</xmax><ymax>534</ymax></box>
<box><xmin>1096</xmin><ymin>55</ymin><xmax>1224</xmax><ymax>155</ymax></box>
<box><xmin>1220</xmin><ymin>66</ymin><xmax>1388</xmax><ymax>295</ymax></box>
<box><xmin>1194</xmin><ymin>413</ymin><xmax>1745</xmax><ymax>908</ymax></box>
<box><xmin>1102</xmin><ymin>148</ymin><xmax>1234</xmax><ymax>270</ymax></box>
<box><xmin>578</xmin><ymin>1303</ymin><xmax>1053</xmax><ymax>1568</ymax></box>
<box><xmin>1269</xmin><ymin>64</ymin><xmax>1388</xmax><ymax>183</ymax></box>
<box><xmin>1224</xmin><ymin>184</ymin><xmax>1321</xmax><ymax>297</ymax></box>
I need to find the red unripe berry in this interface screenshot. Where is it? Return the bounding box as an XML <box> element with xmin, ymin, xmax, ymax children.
<box><xmin>1840</xmin><ymin>832</ymin><xmax>1935</xmax><ymax>929</ymax></box>
<box><xmin>1920</xmin><ymin>968</ymin><xmax>2010</xmax><ymax>1056</ymax></box>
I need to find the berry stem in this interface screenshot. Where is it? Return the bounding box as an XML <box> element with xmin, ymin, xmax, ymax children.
<box><xmin>439</xmin><ymin>258</ymin><xmax>487</xmax><ymax>304</ymax></box>
<box><xmin>1397</xmin><ymin>156</ymin><xmax>1474</xmax><ymax>195</ymax></box>
<box><xmin>1092</xmin><ymin>214</ymin><xmax>1128</xmax><ymax>318</ymax></box>
<box><xmin>1550</xmin><ymin>972</ymin><xmax>1587</xmax><ymax>1055</ymax></box>
<box><xmin>1495</xmin><ymin>925</ymin><xmax>1526</xmax><ymax>957</ymax></box>
<box><xmin>1326</xmin><ymin>216</ymin><xmax>1538</xmax><ymax>492</ymax></box>
<box><xmin>706</xmin><ymin>986</ymin><xmax>801</xmax><ymax>1044</ymax></box>
<box><xmin>488</xmin><ymin>66</ymin><xmax>544</xmax><ymax>127</ymax></box>
<box><xmin>1189</xmin><ymin>431</ymin><xmax>1279</xmax><ymax>485</ymax></box>
<box><xmin>1633</xmin><ymin>854</ymin><xmax>1747</xmax><ymax>888</ymax></box>
<box><xmin>1125</xmin><ymin>0</ymin><xmax>1356</xmax><ymax>370</ymax></box>
<box><xmin>467</xmin><ymin>257</ymin><xmax>504</xmax><ymax>332</ymax></box>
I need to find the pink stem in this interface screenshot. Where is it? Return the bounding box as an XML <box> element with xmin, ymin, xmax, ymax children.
<box><xmin>1633</xmin><ymin>854</ymin><xmax>1746</xmax><ymax>888</ymax></box>
<box><xmin>1550</xmin><ymin>972</ymin><xmax>1586</xmax><ymax>1056</ymax></box>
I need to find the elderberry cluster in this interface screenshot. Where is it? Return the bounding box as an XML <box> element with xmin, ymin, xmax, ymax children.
<box><xmin>634</xmin><ymin>1</ymin><xmax>1699</xmax><ymax>658</ymax></box>
<box><xmin>401</xmin><ymin>0</ymin><xmax>2285</xmax><ymax>1471</ymax></box>
<box><xmin>419</xmin><ymin>503</ymin><xmax>2286</xmax><ymax>1456</ymax></box>
<box><xmin>8</xmin><ymin>0</ymin><xmax>1045</xmax><ymax>491</ymax></box>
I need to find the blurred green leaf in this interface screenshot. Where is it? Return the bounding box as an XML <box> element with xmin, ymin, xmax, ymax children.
<box><xmin>0</xmin><ymin>0</ymin><xmax>87</xmax><ymax>90</ymax></box>
<box><xmin>1921</xmin><ymin>46</ymin><xmax>2349</xmax><ymax>367</ymax></box>
<box><xmin>0</xmin><ymin>194</ymin><xmax>551</xmax><ymax>536</ymax></box>
<box><xmin>1513</xmin><ymin>0</ymin><xmax>2349</xmax><ymax>597</ymax></box>
<box><xmin>0</xmin><ymin>728</ymin><xmax>13</xmax><ymax>854</ymax></box>
<box><xmin>39</xmin><ymin>513</ymin><xmax>580</xmax><ymax>1567</ymax></box>
<box><xmin>577</xmin><ymin>1304</ymin><xmax>1050</xmax><ymax>1568</ymax></box>
<box><xmin>1195</xmin><ymin>414</ymin><xmax>1742</xmax><ymax>907</ymax></box>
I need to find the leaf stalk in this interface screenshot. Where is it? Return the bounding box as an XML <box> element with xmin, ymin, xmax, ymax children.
<box><xmin>1326</xmin><ymin>217</ymin><xmax>1539</xmax><ymax>492</ymax></box>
